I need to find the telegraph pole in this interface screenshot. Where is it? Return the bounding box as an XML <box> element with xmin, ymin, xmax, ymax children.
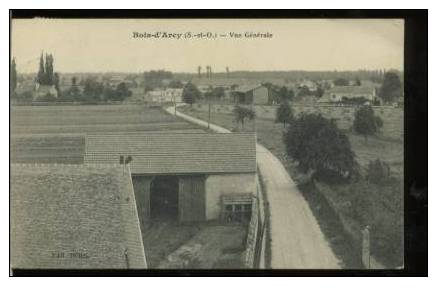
<box><xmin>208</xmin><ymin>99</ymin><xmax>211</xmax><ymax>129</ymax></box>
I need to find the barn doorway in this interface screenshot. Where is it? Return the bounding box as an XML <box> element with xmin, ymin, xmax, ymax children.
<box><xmin>150</xmin><ymin>176</ymin><xmax>179</xmax><ymax>220</ymax></box>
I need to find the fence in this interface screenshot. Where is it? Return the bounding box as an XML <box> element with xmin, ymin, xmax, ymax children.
<box><xmin>243</xmin><ymin>168</ymin><xmax>268</xmax><ymax>268</ymax></box>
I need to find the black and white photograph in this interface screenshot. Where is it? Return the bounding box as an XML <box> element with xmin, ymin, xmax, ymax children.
<box><xmin>7</xmin><ymin>10</ymin><xmax>427</xmax><ymax>277</ymax></box>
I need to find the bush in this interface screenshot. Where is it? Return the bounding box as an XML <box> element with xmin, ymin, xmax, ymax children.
<box><xmin>367</xmin><ymin>159</ymin><xmax>391</xmax><ymax>184</ymax></box>
<box><xmin>353</xmin><ymin>105</ymin><xmax>383</xmax><ymax>141</ymax></box>
<box><xmin>13</xmin><ymin>90</ymin><xmax>33</xmax><ymax>101</ymax></box>
<box><xmin>233</xmin><ymin>105</ymin><xmax>255</xmax><ymax>129</ymax></box>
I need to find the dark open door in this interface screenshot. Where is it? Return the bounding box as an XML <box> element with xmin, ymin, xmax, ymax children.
<box><xmin>178</xmin><ymin>176</ymin><xmax>205</xmax><ymax>222</ymax></box>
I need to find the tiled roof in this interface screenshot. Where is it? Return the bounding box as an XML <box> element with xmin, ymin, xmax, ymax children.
<box><xmin>84</xmin><ymin>133</ymin><xmax>256</xmax><ymax>175</ymax></box>
<box><xmin>327</xmin><ymin>86</ymin><xmax>375</xmax><ymax>95</ymax></box>
<box><xmin>10</xmin><ymin>164</ymin><xmax>147</xmax><ymax>269</ymax></box>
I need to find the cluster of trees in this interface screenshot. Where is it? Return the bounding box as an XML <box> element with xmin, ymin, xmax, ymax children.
<box><xmin>277</xmin><ymin>86</ymin><xmax>295</xmax><ymax>102</ymax></box>
<box><xmin>37</xmin><ymin>53</ymin><xmax>59</xmax><ymax>88</ymax></box>
<box><xmin>62</xmin><ymin>77</ymin><xmax>132</xmax><ymax>103</ymax></box>
<box><xmin>204</xmin><ymin>87</ymin><xmax>225</xmax><ymax>100</ymax></box>
<box><xmin>379</xmin><ymin>72</ymin><xmax>402</xmax><ymax>102</ymax></box>
<box><xmin>182</xmin><ymin>82</ymin><xmax>202</xmax><ymax>106</ymax></box>
<box><xmin>284</xmin><ymin>113</ymin><xmax>358</xmax><ymax>182</ymax></box>
<box><xmin>233</xmin><ymin>105</ymin><xmax>255</xmax><ymax>129</ymax></box>
<box><xmin>144</xmin><ymin>70</ymin><xmax>173</xmax><ymax>90</ymax></box>
<box><xmin>275</xmin><ymin>101</ymin><xmax>293</xmax><ymax>128</ymax></box>
<box><xmin>279</xmin><ymin>103</ymin><xmax>386</xmax><ymax>182</ymax></box>
<box><xmin>353</xmin><ymin>105</ymin><xmax>383</xmax><ymax>142</ymax></box>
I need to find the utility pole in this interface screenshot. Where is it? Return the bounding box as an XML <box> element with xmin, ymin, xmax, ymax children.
<box><xmin>208</xmin><ymin>98</ymin><xmax>211</xmax><ymax>130</ymax></box>
<box><xmin>172</xmin><ymin>90</ymin><xmax>177</xmax><ymax>116</ymax></box>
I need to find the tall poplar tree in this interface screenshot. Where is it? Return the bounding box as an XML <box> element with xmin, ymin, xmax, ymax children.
<box><xmin>11</xmin><ymin>58</ymin><xmax>17</xmax><ymax>93</ymax></box>
<box><xmin>37</xmin><ymin>53</ymin><xmax>45</xmax><ymax>84</ymax></box>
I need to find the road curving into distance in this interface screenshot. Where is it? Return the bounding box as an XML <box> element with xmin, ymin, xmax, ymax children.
<box><xmin>165</xmin><ymin>104</ymin><xmax>340</xmax><ymax>269</ymax></box>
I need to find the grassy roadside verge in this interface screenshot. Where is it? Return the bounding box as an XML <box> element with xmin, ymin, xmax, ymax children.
<box><xmin>178</xmin><ymin>105</ymin><xmax>404</xmax><ymax>268</ymax></box>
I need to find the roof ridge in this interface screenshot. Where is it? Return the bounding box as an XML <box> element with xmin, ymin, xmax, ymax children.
<box><xmin>11</xmin><ymin>163</ymin><xmax>123</xmax><ymax>169</ymax></box>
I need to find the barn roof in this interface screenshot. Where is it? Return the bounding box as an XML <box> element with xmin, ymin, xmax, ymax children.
<box><xmin>233</xmin><ymin>85</ymin><xmax>264</xmax><ymax>93</ymax></box>
<box><xmin>84</xmin><ymin>133</ymin><xmax>256</xmax><ymax>175</ymax></box>
<box><xmin>10</xmin><ymin>163</ymin><xmax>147</xmax><ymax>269</ymax></box>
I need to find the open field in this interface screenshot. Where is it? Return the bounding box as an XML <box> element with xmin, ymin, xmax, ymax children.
<box><xmin>11</xmin><ymin>105</ymin><xmax>197</xmax><ymax>135</ymax></box>
<box><xmin>191</xmin><ymin>103</ymin><xmax>404</xmax><ymax>141</ymax></box>
<box><xmin>10</xmin><ymin>104</ymin><xmax>205</xmax><ymax>164</ymax></box>
<box><xmin>178</xmin><ymin>105</ymin><xmax>404</xmax><ymax>268</ymax></box>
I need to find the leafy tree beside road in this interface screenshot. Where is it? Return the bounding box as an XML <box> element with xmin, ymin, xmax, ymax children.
<box><xmin>233</xmin><ymin>105</ymin><xmax>255</xmax><ymax>129</ymax></box>
<box><xmin>284</xmin><ymin>113</ymin><xmax>357</xmax><ymax>182</ymax></box>
<box><xmin>275</xmin><ymin>101</ymin><xmax>293</xmax><ymax>128</ymax></box>
<box><xmin>379</xmin><ymin>71</ymin><xmax>402</xmax><ymax>103</ymax></box>
<box><xmin>182</xmin><ymin>82</ymin><xmax>202</xmax><ymax>106</ymax></box>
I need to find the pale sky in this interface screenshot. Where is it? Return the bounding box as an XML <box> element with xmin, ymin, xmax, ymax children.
<box><xmin>11</xmin><ymin>18</ymin><xmax>404</xmax><ymax>73</ymax></box>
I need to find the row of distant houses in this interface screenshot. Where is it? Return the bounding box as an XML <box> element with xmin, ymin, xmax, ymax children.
<box><xmin>143</xmin><ymin>84</ymin><xmax>381</xmax><ymax>106</ymax></box>
<box><xmin>320</xmin><ymin>86</ymin><xmax>378</xmax><ymax>104</ymax></box>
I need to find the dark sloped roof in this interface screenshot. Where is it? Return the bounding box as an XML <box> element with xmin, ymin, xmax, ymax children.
<box><xmin>10</xmin><ymin>164</ymin><xmax>147</xmax><ymax>269</ymax></box>
<box><xmin>233</xmin><ymin>85</ymin><xmax>264</xmax><ymax>93</ymax></box>
<box><xmin>84</xmin><ymin>133</ymin><xmax>256</xmax><ymax>175</ymax></box>
<box><xmin>327</xmin><ymin>86</ymin><xmax>375</xmax><ymax>95</ymax></box>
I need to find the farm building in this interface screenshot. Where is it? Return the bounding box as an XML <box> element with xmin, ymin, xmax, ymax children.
<box><xmin>144</xmin><ymin>88</ymin><xmax>183</xmax><ymax>103</ymax></box>
<box><xmin>232</xmin><ymin>85</ymin><xmax>278</xmax><ymax>105</ymax></box>
<box><xmin>10</xmin><ymin>163</ymin><xmax>147</xmax><ymax>269</ymax></box>
<box><xmin>84</xmin><ymin>133</ymin><xmax>257</xmax><ymax>226</ymax></box>
<box><xmin>34</xmin><ymin>83</ymin><xmax>58</xmax><ymax>99</ymax></box>
<box><xmin>321</xmin><ymin>86</ymin><xmax>376</xmax><ymax>104</ymax></box>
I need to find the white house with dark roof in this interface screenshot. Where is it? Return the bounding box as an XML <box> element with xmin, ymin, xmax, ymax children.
<box><xmin>34</xmin><ymin>83</ymin><xmax>58</xmax><ymax>99</ymax></box>
<box><xmin>321</xmin><ymin>86</ymin><xmax>376</xmax><ymax>104</ymax></box>
<box><xmin>84</xmin><ymin>133</ymin><xmax>257</xmax><ymax>224</ymax></box>
<box><xmin>10</xmin><ymin>164</ymin><xmax>147</xmax><ymax>270</ymax></box>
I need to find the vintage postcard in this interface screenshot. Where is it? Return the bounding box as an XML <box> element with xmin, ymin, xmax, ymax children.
<box><xmin>10</xmin><ymin>16</ymin><xmax>409</xmax><ymax>273</ymax></box>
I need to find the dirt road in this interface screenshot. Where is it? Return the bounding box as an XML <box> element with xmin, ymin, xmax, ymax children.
<box><xmin>166</xmin><ymin>105</ymin><xmax>340</xmax><ymax>269</ymax></box>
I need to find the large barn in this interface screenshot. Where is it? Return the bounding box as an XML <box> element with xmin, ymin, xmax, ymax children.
<box><xmin>232</xmin><ymin>85</ymin><xmax>278</xmax><ymax>105</ymax></box>
<box><xmin>84</xmin><ymin>133</ymin><xmax>257</xmax><ymax>226</ymax></box>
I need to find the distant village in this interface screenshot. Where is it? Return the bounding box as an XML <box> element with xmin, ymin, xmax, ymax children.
<box><xmin>10</xmin><ymin>53</ymin><xmax>404</xmax><ymax>108</ymax></box>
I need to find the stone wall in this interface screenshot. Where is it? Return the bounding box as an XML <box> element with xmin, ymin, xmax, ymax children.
<box><xmin>205</xmin><ymin>173</ymin><xmax>257</xmax><ymax>220</ymax></box>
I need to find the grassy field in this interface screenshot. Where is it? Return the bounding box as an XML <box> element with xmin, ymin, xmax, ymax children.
<box><xmin>178</xmin><ymin>105</ymin><xmax>404</xmax><ymax>268</ymax></box>
<box><xmin>192</xmin><ymin>103</ymin><xmax>404</xmax><ymax>141</ymax></box>
<box><xmin>10</xmin><ymin>104</ymin><xmax>205</xmax><ymax>164</ymax></box>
